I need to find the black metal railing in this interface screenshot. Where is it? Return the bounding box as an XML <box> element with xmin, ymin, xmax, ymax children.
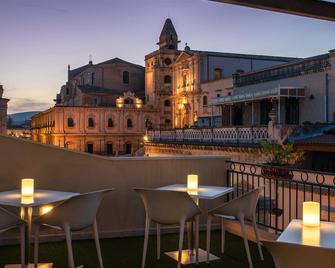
<box><xmin>226</xmin><ymin>161</ymin><xmax>335</xmax><ymax>233</ymax></box>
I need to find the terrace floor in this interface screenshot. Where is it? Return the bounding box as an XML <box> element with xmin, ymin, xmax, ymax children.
<box><xmin>0</xmin><ymin>231</ymin><xmax>275</xmax><ymax>268</ymax></box>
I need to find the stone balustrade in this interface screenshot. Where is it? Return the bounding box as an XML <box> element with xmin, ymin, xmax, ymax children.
<box><xmin>148</xmin><ymin>126</ymin><xmax>269</xmax><ymax>144</ymax></box>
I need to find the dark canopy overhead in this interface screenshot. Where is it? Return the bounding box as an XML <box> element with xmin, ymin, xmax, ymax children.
<box><xmin>210</xmin><ymin>0</ymin><xmax>335</xmax><ymax>22</ymax></box>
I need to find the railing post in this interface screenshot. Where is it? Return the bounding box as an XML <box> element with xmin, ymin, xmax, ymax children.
<box><xmin>275</xmin><ymin>179</ymin><xmax>279</xmax><ymax>234</ymax></box>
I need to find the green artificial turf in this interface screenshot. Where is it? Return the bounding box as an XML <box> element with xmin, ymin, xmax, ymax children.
<box><xmin>0</xmin><ymin>231</ymin><xmax>275</xmax><ymax>268</ymax></box>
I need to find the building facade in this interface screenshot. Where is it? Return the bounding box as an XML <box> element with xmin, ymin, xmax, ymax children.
<box><xmin>0</xmin><ymin>85</ymin><xmax>9</xmax><ymax>135</ymax></box>
<box><xmin>33</xmin><ymin>57</ymin><xmax>158</xmax><ymax>155</ymax></box>
<box><xmin>213</xmin><ymin>49</ymin><xmax>335</xmax><ymax>126</ymax></box>
<box><xmin>56</xmin><ymin>57</ymin><xmax>145</xmax><ymax>107</ymax></box>
<box><xmin>145</xmin><ymin>18</ymin><xmax>299</xmax><ymax>129</ymax></box>
<box><xmin>32</xmin><ymin>91</ymin><xmax>158</xmax><ymax>155</ymax></box>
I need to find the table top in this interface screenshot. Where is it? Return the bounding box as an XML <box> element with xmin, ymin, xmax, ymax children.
<box><xmin>277</xmin><ymin>219</ymin><xmax>335</xmax><ymax>249</ymax></box>
<box><xmin>157</xmin><ymin>184</ymin><xmax>234</xmax><ymax>200</ymax></box>
<box><xmin>0</xmin><ymin>189</ymin><xmax>79</xmax><ymax>208</ymax></box>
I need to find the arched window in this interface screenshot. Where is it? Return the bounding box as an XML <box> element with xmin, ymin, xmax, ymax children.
<box><xmin>66</xmin><ymin>88</ymin><xmax>70</xmax><ymax>95</ymax></box>
<box><xmin>164</xmin><ymin>99</ymin><xmax>171</xmax><ymax>107</ymax></box>
<box><xmin>203</xmin><ymin>96</ymin><xmax>208</xmax><ymax>106</ymax></box>
<box><xmin>67</xmin><ymin>117</ymin><xmax>75</xmax><ymax>127</ymax></box>
<box><xmin>127</xmin><ymin>118</ymin><xmax>133</xmax><ymax>128</ymax></box>
<box><xmin>214</xmin><ymin>68</ymin><xmax>222</xmax><ymax>80</ymax></box>
<box><xmin>124</xmin><ymin>98</ymin><xmax>134</xmax><ymax>105</ymax></box>
<box><xmin>88</xmin><ymin>117</ymin><xmax>95</xmax><ymax>127</ymax></box>
<box><xmin>123</xmin><ymin>71</ymin><xmax>130</xmax><ymax>84</ymax></box>
<box><xmin>164</xmin><ymin>75</ymin><xmax>172</xmax><ymax>84</ymax></box>
<box><xmin>107</xmin><ymin>118</ymin><xmax>114</xmax><ymax>128</ymax></box>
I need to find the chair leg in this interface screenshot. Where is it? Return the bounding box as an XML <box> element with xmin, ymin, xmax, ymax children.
<box><xmin>64</xmin><ymin>224</ymin><xmax>75</xmax><ymax>268</ymax></box>
<box><xmin>221</xmin><ymin>217</ymin><xmax>226</xmax><ymax>254</ymax></box>
<box><xmin>206</xmin><ymin>214</ymin><xmax>212</xmax><ymax>264</ymax></box>
<box><xmin>239</xmin><ymin>217</ymin><xmax>253</xmax><ymax>268</ymax></box>
<box><xmin>195</xmin><ymin>216</ymin><xmax>199</xmax><ymax>265</ymax></box>
<box><xmin>187</xmin><ymin>221</ymin><xmax>191</xmax><ymax>254</ymax></box>
<box><xmin>93</xmin><ymin>219</ymin><xmax>104</xmax><ymax>268</ymax></box>
<box><xmin>156</xmin><ymin>223</ymin><xmax>160</xmax><ymax>260</ymax></box>
<box><xmin>34</xmin><ymin>224</ymin><xmax>40</xmax><ymax>268</ymax></box>
<box><xmin>19</xmin><ymin>224</ymin><xmax>25</xmax><ymax>268</ymax></box>
<box><xmin>177</xmin><ymin>218</ymin><xmax>186</xmax><ymax>268</ymax></box>
<box><xmin>141</xmin><ymin>216</ymin><xmax>150</xmax><ymax>268</ymax></box>
<box><xmin>252</xmin><ymin>215</ymin><xmax>264</xmax><ymax>261</ymax></box>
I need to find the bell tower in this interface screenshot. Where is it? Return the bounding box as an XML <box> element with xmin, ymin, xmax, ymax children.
<box><xmin>145</xmin><ymin>18</ymin><xmax>181</xmax><ymax>129</ymax></box>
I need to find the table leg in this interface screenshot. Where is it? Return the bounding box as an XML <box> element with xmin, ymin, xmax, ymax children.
<box><xmin>165</xmin><ymin>197</ymin><xmax>219</xmax><ymax>264</ymax></box>
<box><xmin>20</xmin><ymin>207</ymin><xmax>32</xmax><ymax>268</ymax></box>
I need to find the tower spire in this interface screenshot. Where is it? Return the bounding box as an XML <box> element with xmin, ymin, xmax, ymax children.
<box><xmin>157</xmin><ymin>18</ymin><xmax>180</xmax><ymax>50</ymax></box>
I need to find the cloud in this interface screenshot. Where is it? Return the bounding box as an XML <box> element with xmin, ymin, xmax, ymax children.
<box><xmin>8</xmin><ymin>98</ymin><xmax>53</xmax><ymax>114</ymax></box>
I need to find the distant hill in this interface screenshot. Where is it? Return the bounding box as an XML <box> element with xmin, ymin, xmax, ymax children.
<box><xmin>7</xmin><ymin>111</ymin><xmax>40</xmax><ymax>125</ymax></box>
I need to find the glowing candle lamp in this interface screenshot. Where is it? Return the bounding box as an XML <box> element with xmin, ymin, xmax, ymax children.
<box><xmin>303</xmin><ymin>201</ymin><xmax>320</xmax><ymax>227</ymax></box>
<box><xmin>187</xmin><ymin>174</ymin><xmax>198</xmax><ymax>192</ymax></box>
<box><xmin>21</xmin><ymin>178</ymin><xmax>34</xmax><ymax>197</ymax></box>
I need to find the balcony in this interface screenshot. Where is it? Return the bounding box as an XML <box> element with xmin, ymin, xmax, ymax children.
<box><xmin>148</xmin><ymin>127</ymin><xmax>269</xmax><ymax>145</ymax></box>
<box><xmin>0</xmin><ymin>135</ymin><xmax>334</xmax><ymax>267</ymax></box>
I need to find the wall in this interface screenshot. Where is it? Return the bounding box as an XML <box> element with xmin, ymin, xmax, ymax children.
<box><xmin>0</xmin><ymin>135</ymin><xmax>229</xmax><ymax>242</ymax></box>
<box><xmin>145</xmin><ymin>143</ymin><xmax>266</xmax><ymax>163</ymax></box>
<box><xmin>201</xmin><ymin>55</ymin><xmax>296</xmax><ymax>82</ymax></box>
<box><xmin>233</xmin><ymin>70</ymin><xmax>334</xmax><ymax>124</ymax></box>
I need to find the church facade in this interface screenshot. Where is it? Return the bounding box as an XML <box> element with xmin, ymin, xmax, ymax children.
<box><xmin>32</xmin><ymin>58</ymin><xmax>158</xmax><ymax>155</ymax></box>
<box><xmin>0</xmin><ymin>85</ymin><xmax>9</xmax><ymax>135</ymax></box>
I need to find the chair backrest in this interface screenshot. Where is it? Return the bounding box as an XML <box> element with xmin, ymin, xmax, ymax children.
<box><xmin>262</xmin><ymin>240</ymin><xmax>335</xmax><ymax>268</ymax></box>
<box><xmin>36</xmin><ymin>189</ymin><xmax>113</xmax><ymax>231</ymax></box>
<box><xmin>134</xmin><ymin>188</ymin><xmax>201</xmax><ymax>225</ymax></box>
<box><xmin>0</xmin><ymin>207</ymin><xmax>24</xmax><ymax>230</ymax></box>
<box><xmin>210</xmin><ymin>187</ymin><xmax>263</xmax><ymax>220</ymax></box>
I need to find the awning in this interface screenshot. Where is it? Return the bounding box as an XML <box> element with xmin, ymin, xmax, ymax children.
<box><xmin>211</xmin><ymin>86</ymin><xmax>305</xmax><ymax>105</ymax></box>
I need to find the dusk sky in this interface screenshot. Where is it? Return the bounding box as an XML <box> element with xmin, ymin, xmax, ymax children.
<box><xmin>1</xmin><ymin>0</ymin><xmax>335</xmax><ymax>114</ymax></box>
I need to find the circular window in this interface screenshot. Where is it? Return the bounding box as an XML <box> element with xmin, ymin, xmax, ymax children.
<box><xmin>164</xmin><ymin>58</ymin><xmax>172</xmax><ymax>66</ymax></box>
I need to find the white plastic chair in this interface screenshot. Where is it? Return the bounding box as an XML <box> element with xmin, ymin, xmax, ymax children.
<box><xmin>134</xmin><ymin>188</ymin><xmax>202</xmax><ymax>268</ymax></box>
<box><xmin>33</xmin><ymin>189</ymin><xmax>113</xmax><ymax>268</ymax></box>
<box><xmin>263</xmin><ymin>240</ymin><xmax>335</xmax><ymax>268</ymax></box>
<box><xmin>206</xmin><ymin>188</ymin><xmax>264</xmax><ymax>268</ymax></box>
<box><xmin>0</xmin><ymin>207</ymin><xmax>26</xmax><ymax>268</ymax></box>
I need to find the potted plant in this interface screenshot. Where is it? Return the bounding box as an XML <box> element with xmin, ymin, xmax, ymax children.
<box><xmin>260</xmin><ymin>140</ymin><xmax>304</xmax><ymax>179</ymax></box>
